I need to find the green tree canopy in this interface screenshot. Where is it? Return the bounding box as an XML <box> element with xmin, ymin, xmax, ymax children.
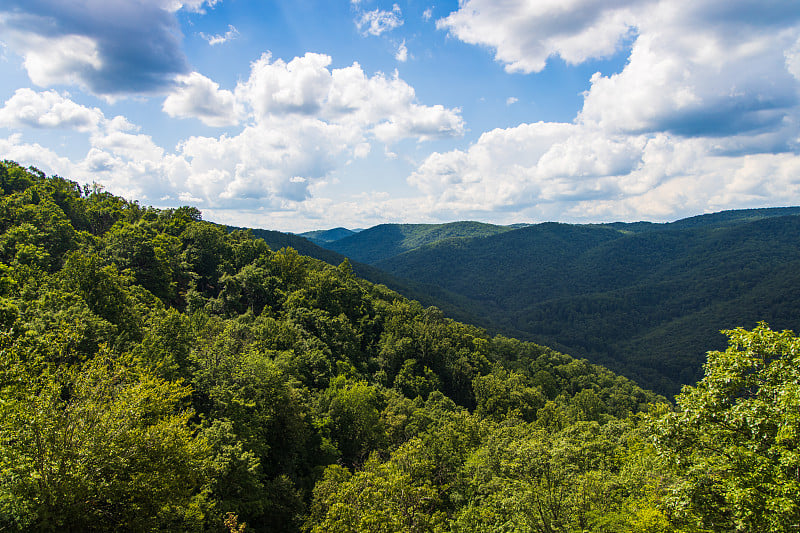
<box><xmin>655</xmin><ymin>324</ymin><xmax>800</xmax><ymax>532</ymax></box>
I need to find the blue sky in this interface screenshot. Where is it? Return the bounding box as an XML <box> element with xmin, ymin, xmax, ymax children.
<box><xmin>1</xmin><ymin>0</ymin><xmax>799</xmax><ymax>232</ymax></box>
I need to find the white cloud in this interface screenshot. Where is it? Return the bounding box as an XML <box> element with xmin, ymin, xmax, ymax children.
<box><xmin>18</xmin><ymin>33</ymin><xmax>103</xmax><ymax>89</ymax></box>
<box><xmin>327</xmin><ymin>63</ymin><xmax>465</xmax><ymax>142</ymax></box>
<box><xmin>0</xmin><ymin>0</ymin><xmax>191</xmax><ymax>95</ymax></box>
<box><xmin>437</xmin><ymin>0</ymin><xmax>646</xmax><ymax>73</ymax></box>
<box><xmin>235</xmin><ymin>52</ymin><xmax>464</xmax><ymax>142</ymax></box>
<box><xmin>237</xmin><ymin>53</ymin><xmax>335</xmax><ymax>117</ymax></box>
<box><xmin>357</xmin><ymin>4</ymin><xmax>404</xmax><ymax>36</ymax></box>
<box><xmin>410</xmin><ymin>122</ymin><xmax>584</xmax><ymax>209</ymax></box>
<box><xmin>174</xmin><ymin>0</ymin><xmax>221</xmax><ymax>14</ymax></box>
<box><xmin>0</xmin><ymin>88</ymin><xmax>103</xmax><ymax>131</ymax></box>
<box><xmin>412</xmin><ymin>0</ymin><xmax>800</xmax><ymax>222</ymax></box>
<box><xmin>423</xmin><ymin>8</ymin><xmax>433</xmax><ymax>22</ymax></box>
<box><xmin>506</xmin><ymin>97</ymin><xmax>518</xmax><ymax>105</ymax></box>
<box><xmin>0</xmin><ymin>134</ymin><xmax>76</xmax><ymax>175</ymax></box>
<box><xmin>408</xmin><ymin>122</ymin><xmax>800</xmax><ymax>223</ymax></box>
<box><xmin>2</xmin><ymin>55</ymin><xmax>464</xmax><ymax>221</ymax></box>
<box><xmin>155</xmin><ymin>54</ymin><xmax>465</xmax><ymax>206</ymax></box>
<box><xmin>199</xmin><ymin>24</ymin><xmax>239</xmax><ymax>46</ymax></box>
<box><xmin>171</xmin><ymin>118</ymin><xmax>356</xmax><ymax>205</ymax></box>
<box><xmin>162</xmin><ymin>72</ymin><xmax>239</xmax><ymax>126</ymax></box>
<box><xmin>91</xmin><ymin>129</ymin><xmax>165</xmax><ymax>163</ymax></box>
<box><xmin>396</xmin><ymin>40</ymin><xmax>408</xmax><ymax>62</ymax></box>
<box><xmin>578</xmin><ymin>3</ymin><xmax>800</xmax><ymax>145</ymax></box>
<box><xmin>438</xmin><ymin>0</ymin><xmax>800</xmax><ymax>145</ymax></box>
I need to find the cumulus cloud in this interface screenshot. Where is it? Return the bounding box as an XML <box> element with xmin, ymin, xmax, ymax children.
<box><xmin>0</xmin><ymin>88</ymin><xmax>103</xmax><ymax>131</ymax></box>
<box><xmin>0</xmin><ymin>134</ymin><xmax>76</xmax><ymax>175</ymax></box>
<box><xmin>356</xmin><ymin>4</ymin><xmax>403</xmax><ymax>36</ymax></box>
<box><xmin>409</xmin><ymin>122</ymin><xmax>800</xmax><ymax>223</ymax></box>
<box><xmin>437</xmin><ymin>0</ymin><xmax>647</xmax><ymax>73</ymax></box>
<box><xmin>157</xmin><ymin>53</ymin><xmax>463</xmax><ymax>205</ymax></box>
<box><xmin>3</xmin><ymin>53</ymin><xmax>464</xmax><ymax>221</ymax></box>
<box><xmin>412</xmin><ymin>0</ymin><xmax>800</xmax><ymax>222</ymax></box>
<box><xmin>410</xmin><ymin>122</ymin><xmax>599</xmax><ymax>209</ymax></box>
<box><xmin>91</xmin><ymin>127</ymin><xmax>166</xmax><ymax>163</ymax></box>
<box><xmin>439</xmin><ymin>0</ymin><xmax>800</xmax><ymax>144</ymax></box>
<box><xmin>579</xmin><ymin>2</ymin><xmax>800</xmax><ymax>144</ymax></box>
<box><xmin>0</xmin><ymin>0</ymin><xmax>218</xmax><ymax>95</ymax></box>
<box><xmin>237</xmin><ymin>53</ymin><xmax>335</xmax><ymax>117</ymax></box>
<box><xmin>162</xmin><ymin>72</ymin><xmax>239</xmax><ymax>126</ymax></box>
<box><xmin>171</xmin><ymin>118</ymin><xmax>356</xmax><ymax>206</ymax></box>
<box><xmin>16</xmin><ymin>33</ymin><xmax>103</xmax><ymax>89</ymax></box>
<box><xmin>235</xmin><ymin>52</ymin><xmax>464</xmax><ymax>142</ymax></box>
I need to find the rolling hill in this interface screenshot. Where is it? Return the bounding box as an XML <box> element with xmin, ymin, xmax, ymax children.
<box><xmin>5</xmin><ymin>161</ymin><xmax>796</xmax><ymax>531</ymax></box>
<box><xmin>311</xmin><ymin>207</ymin><xmax>800</xmax><ymax>395</ymax></box>
<box><xmin>225</xmin><ymin>225</ymin><xmax>491</xmax><ymax>329</ymax></box>
<box><xmin>324</xmin><ymin>220</ymin><xmax>515</xmax><ymax>263</ymax></box>
<box><xmin>297</xmin><ymin>227</ymin><xmax>358</xmax><ymax>245</ymax></box>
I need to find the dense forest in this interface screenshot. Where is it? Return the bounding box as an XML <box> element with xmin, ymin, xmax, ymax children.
<box><xmin>319</xmin><ymin>222</ymin><xmax>516</xmax><ymax>263</ymax></box>
<box><xmin>1</xmin><ymin>160</ymin><xmax>798</xmax><ymax>532</ymax></box>
<box><xmin>312</xmin><ymin>214</ymin><xmax>800</xmax><ymax>395</ymax></box>
<box><xmin>299</xmin><ymin>228</ymin><xmax>360</xmax><ymax>246</ymax></box>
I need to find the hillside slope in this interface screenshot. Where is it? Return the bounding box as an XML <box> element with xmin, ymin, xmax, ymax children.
<box><xmin>4</xmin><ymin>161</ymin><xmax>797</xmax><ymax>532</ymax></box>
<box><xmin>324</xmin><ymin>221</ymin><xmax>514</xmax><ymax>263</ymax></box>
<box><xmin>226</xmin><ymin>225</ymin><xmax>489</xmax><ymax>328</ymax></box>
<box><xmin>297</xmin><ymin>227</ymin><xmax>356</xmax><ymax>245</ymax></box>
<box><xmin>362</xmin><ymin>212</ymin><xmax>800</xmax><ymax>395</ymax></box>
<box><xmin>1</xmin><ymin>160</ymin><xmax>672</xmax><ymax>531</ymax></box>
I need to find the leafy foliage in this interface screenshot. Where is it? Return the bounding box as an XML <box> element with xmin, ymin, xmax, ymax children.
<box><xmin>316</xmin><ymin>211</ymin><xmax>800</xmax><ymax>395</ymax></box>
<box><xmin>325</xmin><ymin>221</ymin><xmax>514</xmax><ymax>264</ymax></box>
<box><xmin>1</xmin><ymin>160</ymin><xmax>796</xmax><ymax>532</ymax></box>
<box><xmin>0</xmin><ymin>342</ymin><xmax>209</xmax><ymax>531</ymax></box>
<box><xmin>298</xmin><ymin>227</ymin><xmax>358</xmax><ymax>245</ymax></box>
<box><xmin>654</xmin><ymin>324</ymin><xmax>800</xmax><ymax>531</ymax></box>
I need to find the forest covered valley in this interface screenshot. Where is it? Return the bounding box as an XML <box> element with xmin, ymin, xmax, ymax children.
<box><xmin>301</xmin><ymin>211</ymin><xmax>800</xmax><ymax>397</ymax></box>
<box><xmin>1</xmin><ymin>160</ymin><xmax>799</xmax><ymax>532</ymax></box>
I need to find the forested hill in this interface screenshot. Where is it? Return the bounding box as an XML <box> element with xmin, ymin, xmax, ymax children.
<box><xmin>226</xmin><ymin>225</ymin><xmax>349</xmax><ymax>266</ymax></box>
<box><xmin>225</xmin><ymin>224</ymin><xmax>488</xmax><ymax>330</ymax></box>
<box><xmin>323</xmin><ymin>221</ymin><xmax>515</xmax><ymax>263</ymax></box>
<box><xmin>3</xmin><ymin>161</ymin><xmax>799</xmax><ymax>532</ymax></box>
<box><xmin>312</xmin><ymin>207</ymin><xmax>800</xmax><ymax>265</ymax></box>
<box><xmin>654</xmin><ymin>206</ymin><xmax>800</xmax><ymax>230</ymax></box>
<box><xmin>298</xmin><ymin>227</ymin><xmax>358</xmax><ymax>245</ymax></box>
<box><xmin>312</xmin><ymin>211</ymin><xmax>800</xmax><ymax>395</ymax></box>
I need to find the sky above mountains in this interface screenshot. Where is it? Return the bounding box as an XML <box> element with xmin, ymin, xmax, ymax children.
<box><xmin>1</xmin><ymin>0</ymin><xmax>799</xmax><ymax>232</ymax></box>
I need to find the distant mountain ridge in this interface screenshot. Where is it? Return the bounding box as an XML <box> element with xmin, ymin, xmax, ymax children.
<box><xmin>297</xmin><ymin>227</ymin><xmax>358</xmax><ymax>245</ymax></box>
<box><xmin>304</xmin><ymin>207</ymin><xmax>800</xmax><ymax>395</ymax></box>
<box><xmin>225</xmin><ymin>224</ymin><xmax>490</xmax><ymax>328</ymax></box>
<box><xmin>323</xmin><ymin>221</ymin><xmax>515</xmax><ymax>263</ymax></box>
